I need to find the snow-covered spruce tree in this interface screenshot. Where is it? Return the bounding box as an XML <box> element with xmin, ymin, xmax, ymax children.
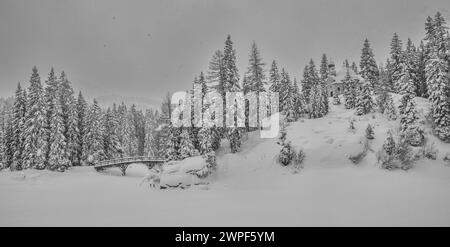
<box><xmin>320</xmin><ymin>53</ymin><xmax>329</xmax><ymax>80</ymax></box>
<box><xmin>223</xmin><ymin>35</ymin><xmax>241</xmax><ymax>126</ymax></box>
<box><xmin>43</xmin><ymin>67</ymin><xmax>59</xmax><ymax>167</ymax></box>
<box><xmin>425</xmin><ymin>12</ymin><xmax>450</xmax><ymax>142</ymax></box>
<box><xmin>144</xmin><ymin>109</ymin><xmax>158</xmax><ymax>156</ymax></box>
<box><xmin>198</xmin><ymin>126</ymin><xmax>213</xmax><ymax>155</ymax></box>
<box><xmin>360</xmin><ymin>38</ymin><xmax>379</xmax><ymax>90</ymax></box>
<box><xmin>416</xmin><ymin>41</ymin><xmax>428</xmax><ymax>97</ymax></box>
<box><xmin>84</xmin><ymin>99</ymin><xmax>106</xmax><ymax>165</ymax></box>
<box><xmin>75</xmin><ymin>92</ymin><xmax>88</xmax><ymax>166</ymax></box>
<box><xmin>351</xmin><ymin>61</ymin><xmax>358</xmax><ymax>74</ymax></box>
<box><xmin>400</xmin><ymin>96</ymin><xmax>424</xmax><ymax>146</ymax></box>
<box><xmin>278</xmin><ymin>141</ymin><xmax>295</xmax><ymax>166</ymax></box>
<box><xmin>383</xmin><ymin>93</ymin><xmax>398</xmax><ymax>121</ymax></box>
<box><xmin>244</xmin><ymin>41</ymin><xmax>266</xmax><ymax>127</ymax></box>
<box><xmin>12</xmin><ymin>83</ymin><xmax>27</xmax><ymax>170</ymax></box>
<box><xmin>211</xmin><ymin>125</ymin><xmax>221</xmax><ymax>151</ymax></box>
<box><xmin>342</xmin><ymin>69</ymin><xmax>357</xmax><ymax>109</ymax></box>
<box><xmin>300</xmin><ymin>65</ymin><xmax>311</xmax><ymax>100</ymax></box>
<box><xmin>178</xmin><ymin>128</ymin><xmax>196</xmax><ymax>159</ymax></box>
<box><xmin>228</xmin><ymin>127</ymin><xmax>242</xmax><ymax>153</ymax></box>
<box><xmin>103</xmin><ymin>108</ymin><xmax>123</xmax><ymax>159</ymax></box>
<box><xmin>58</xmin><ymin>71</ymin><xmax>78</xmax><ymax>166</ymax></box>
<box><xmin>404</xmin><ymin>38</ymin><xmax>420</xmax><ymax>96</ymax></box>
<box><xmin>383</xmin><ymin>130</ymin><xmax>396</xmax><ymax>156</ymax></box>
<box><xmin>0</xmin><ymin>114</ymin><xmax>5</xmax><ymax>169</ymax></box>
<box><xmin>389</xmin><ymin>33</ymin><xmax>404</xmax><ymax>92</ymax></box>
<box><xmin>268</xmin><ymin>60</ymin><xmax>281</xmax><ymax>94</ymax></box>
<box><xmin>278</xmin><ymin>68</ymin><xmax>292</xmax><ymax>114</ymax></box>
<box><xmin>47</xmin><ymin>96</ymin><xmax>69</xmax><ymax>172</ymax></box>
<box><xmin>4</xmin><ymin>118</ymin><xmax>15</xmax><ymax>169</ymax></box>
<box><xmin>22</xmin><ymin>66</ymin><xmax>47</xmax><ymax>169</ymax></box>
<box><xmin>355</xmin><ymin>81</ymin><xmax>375</xmax><ymax>115</ymax></box>
<box><xmin>164</xmin><ymin>124</ymin><xmax>179</xmax><ymax>161</ymax></box>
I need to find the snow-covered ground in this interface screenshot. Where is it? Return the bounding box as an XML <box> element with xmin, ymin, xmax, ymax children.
<box><xmin>1</xmin><ymin>95</ymin><xmax>450</xmax><ymax>226</ymax></box>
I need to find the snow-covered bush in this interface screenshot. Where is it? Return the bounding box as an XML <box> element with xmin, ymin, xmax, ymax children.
<box><xmin>365</xmin><ymin>124</ymin><xmax>374</xmax><ymax>139</ymax></box>
<box><xmin>421</xmin><ymin>142</ymin><xmax>438</xmax><ymax>160</ymax></box>
<box><xmin>444</xmin><ymin>153</ymin><xmax>450</xmax><ymax>165</ymax></box>
<box><xmin>278</xmin><ymin>141</ymin><xmax>295</xmax><ymax>166</ymax></box>
<box><xmin>378</xmin><ymin>133</ymin><xmax>415</xmax><ymax>170</ymax></box>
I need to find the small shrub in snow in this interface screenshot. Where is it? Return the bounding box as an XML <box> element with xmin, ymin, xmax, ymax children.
<box><xmin>443</xmin><ymin>153</ymin><xmax>450</xmax><ymax>165</ymax></box>
<box><xmin>292</xmin><ymin>148</ymin><xmax>306</xmax><ymax>171</ymax></box>
<box><xmin>278</xmin><ymin>141</ymin><xmax>295</xmax><ymax>166</ymax></box>
<box><xmin>382</xmin><ymin>131</ymin><xmax>396</xmax><ymax>156</ymax></box>
<box><xmin>379</xmin><ymin>134</ymin><xmax>415</xmax><ymax>170</ymax></box>
<box><xmin>395</xmin><ymin>138</ymin><xmax>415</xmax><ymax>170</ymax></box>
<box><xmin>422</xmin><ymin>142</ymin><xmax>438</xmax><ymax>160</ymax></box>
<box><xmin>365</xmin><ymin>124</ymin><xmax>374</xmax><ymax>140</ymax></box>
<box><xmin>348</xmin><ymin>119</ymin><xmax>356</xmax><ymax>132</ymax></box>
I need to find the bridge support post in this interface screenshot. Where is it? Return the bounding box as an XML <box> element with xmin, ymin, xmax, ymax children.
<box><xmin>119</xmin><ymin>165</ymin><xmax>128</xmax><ymax>176</ymax></box>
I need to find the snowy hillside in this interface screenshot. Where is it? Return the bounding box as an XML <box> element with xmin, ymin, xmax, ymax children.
<box><xmin>1</xmin><ymin>94</ymin><xmax>450</xmax><ymax>226</ymax></box>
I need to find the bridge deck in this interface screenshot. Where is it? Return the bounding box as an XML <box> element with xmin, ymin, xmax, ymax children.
<box><xmin>94</xmin><ymin>156</ymin><xmax>166</xmax><ymax>171</ymax></box>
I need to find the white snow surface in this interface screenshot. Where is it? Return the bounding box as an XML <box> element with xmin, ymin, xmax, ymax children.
<box><xmin>1</xmin><ymin>95</ymin><xmax>450</xmax><ymax>226</ymax></box>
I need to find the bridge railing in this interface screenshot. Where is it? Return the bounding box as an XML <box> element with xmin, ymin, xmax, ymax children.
<box><xmin>95</xmin><ymin>156</ymin><xmax>166</xmax><ymax>167</ymax></box>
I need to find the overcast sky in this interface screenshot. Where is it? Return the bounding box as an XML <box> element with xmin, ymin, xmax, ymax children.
<box><xmin>0</xmin><ymin>0</ymin><xmax>449</xmax><ymax>104</ymax></box>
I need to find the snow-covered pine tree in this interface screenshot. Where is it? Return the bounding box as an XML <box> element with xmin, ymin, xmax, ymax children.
<box><xmin>245</xmin><ymin>41</ymin><xmax>266</xmax><ymax>127</ymax></box>
<box><xmin>416</xmin><ymin>41</ymin><xmax>428</xmax><ymax>97</ymax></box>
<box><xmin>4</xmin><ymin>117</ymin><xmax>15</xmax><ymax>169</ymax></box>
<box><xmin>300</xmin><ymin>65</ymin><xmax>311</xmax><ymax>100</ymax></box>
<box><xmin>279</xmin><ymin>68</ymin><xmax>292</xmax><ymax>115</ymax></box>
<box><xmin>43</xmin><ymin>68</ymin><xmax>59</xmax><ymax>167</ymax></box>
<box><xmin>0</xmin><ymin>112</ymin><xmax>5</xmax><ymax>169</ymax></box>
<box><xmin>342</xmin><ymin>69</ymin><xmax>357</xmax><ymax>109</ymax></box>
<box><xmin>268</xmin><ymin>60</ymin><xmax>281</xmax><ymax>94</ymax></box>
<box><xmin>228</xmin><ymin>127</ymin><xmax>242</xmax><ymax>153</ymax></box>
<box><xmin>178</xmin><ymin>128</ymin><xmax>196</xmax><ymax>159</ymax></box>
<box><xmin>103</xmin><ymin>107</ymin><xmax>123</xmax><ymax>159</ymax></box>
<box><xmin>58</xmin><ymin>71</ymin><xmax>77</xmax><ymax>166</ymax></box>
<box><xmin>404</xmin><ymin>38</ymin><xmax>420</xmax><ymax>96</ymax></box>
<box><xmin>84</xmin><ymin>99</ymin><xmax>106</xmax><ymax>165</ymax></box>
<box><xmin>12</xmin><ymin>83</ymin><xmax>27</xmax><ymax>170</ymax></box>
<box><xmin>22</xmin><ymin>66</ymin><xmax>47</xmax><ymax>169</ymax></box>
<box><xmin>198</xmin><ymin>126</ymin><xmax>213</xmax><ymax>155</ymax></box>
<box><xmin>355</xmin><ymin>81</ymin><xmax>375</xmax><ymax>115</ymax></box>
<box><xmin>400</xmin><ymin>96</ymin><xmax>424</xmax><ymax>146</ymax></box>
<box><xmin>47</xmin><ymin>96</ymin><xmax>69</xmax><ymax>172</ymax></box>
<box><xmin>207</xmin><ymin>50</ymin><xmax>225</xmax><ymax>94</ymax></box>
<box><xmin>144</xmin><ymin>109</ymin><xmax>158</xmax><ymax>156</ymax></box>
<box><xmin>383</xmin><ymin>93</ymin><xmax>398</xmax><ymax>121</ymax></box>
<box><xmin>383</xmin><ymin>130</ymin><xmax>396</xmax><ymax>156</ymax></box>
<box><xmin>320</xmin><ymin>54</ymin><xmax>329</xmax><ymax>80</ymax></box>
<box><xmin>389</xmin><ymin>33</ymin><xmax>404</xmax><ymax>92</ymax></box>
<box><xmin>164</xmin><ymin>124</ymin><xmax>179</xmax><ymax>160</ymax></box>
<box><xmin>360</xmin><ymin>38</ymin><xmax>379</xmax><ymax>90</ymax></box>
<box><xmin>366</xmin><ymin>124</ymin><xmax>374</xmax><ymax>139</ymax></box>
<box><xmin>351</xmin><ymin>61</ymin><xmax>358</xmax><ymax>74</ymax></box>
<box><xmin>397</xmin><ymin>65</ymin><xmax>424</xmax><ymax>146</ymax></box>
<box><xmin>223</xmin><ymin>35</ymin><xmax>240</xmax><ymax>130</ymax></box>
<box><xmin>75</xmin><ymin>92</ymin><xmax>88</xmax><ymax>166</ymax></box>
<box><xmin>425</xmin><ymin>12</ymin><xmax>450</xmax><ymax>142</ymax></box>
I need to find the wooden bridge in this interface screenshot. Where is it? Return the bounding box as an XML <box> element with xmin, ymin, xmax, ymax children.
<box><xmin>94</xmin><ymin>156</ymin><xmax>166</xmax><ymax>176</ymax></box>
